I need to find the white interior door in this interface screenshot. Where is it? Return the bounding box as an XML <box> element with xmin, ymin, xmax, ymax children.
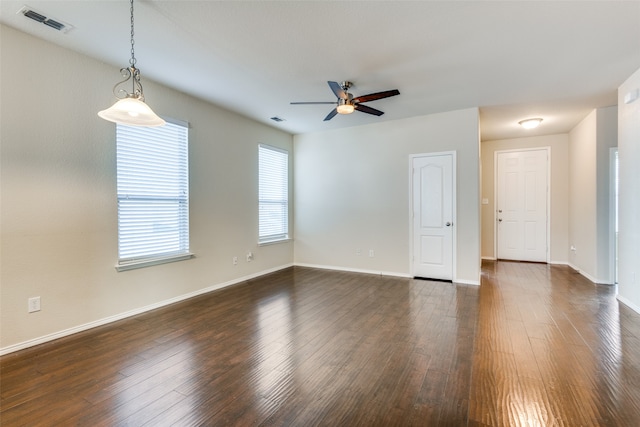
<box><xmin>412</xmin><ymin>153</ymin><xmax>454</xmax><ymax>280</ymax></box>
<box><xmin>496</xmin><ymin>149</ymin><xmax>548</xmax><ymax>262</ymax></box>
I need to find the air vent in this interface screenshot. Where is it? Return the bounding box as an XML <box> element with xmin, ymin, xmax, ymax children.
<box><xmin>23</xmin><ymin>9</ymin><xmax>45</xmax><ymax>22</ymax></box>
<box><xmin>43</xmin><ymin>19</ymin><xmax>66</xmax><ymax>31</ymax></box>
<box><xmin>18</xmin><ymin>5</ymin><xmax>74</xmax><ymax>33</ymax></box>
<box><xmin>270</xmin><ymin>117</ymin><xmax>285</xmax><ymax>122</ymax></box>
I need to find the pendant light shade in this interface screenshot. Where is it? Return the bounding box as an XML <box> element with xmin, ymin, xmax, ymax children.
<box><xmin>98</xmin><ymin>0</ymin><xmax>164</xmax><ymax>127</ymax></box>
<box><xmin>99</xmin><ymin>96</ymin><xmax>165</xmax><ymax>127</ymax></box>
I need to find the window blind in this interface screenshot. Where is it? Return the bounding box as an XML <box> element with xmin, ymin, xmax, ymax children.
<box><xmin>259</xmin><ymin>144</ymin><xmax>289</xmax><ymax>243</ymax></box>
<box><xmin>116</xmin><ymin>121</ymin><xmax>189</xmax><ymax>264</ymax></box>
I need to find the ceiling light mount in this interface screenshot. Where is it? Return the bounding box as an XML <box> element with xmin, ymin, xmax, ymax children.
<box><xmin>98</xmin><ymin>0</ymin><xmax>164</xmax><ymax>127</ymax></box>
<box><xmin>518</xmin><ymin>118</ymin><xmax>543</xmax><ymax>129</ymax></box>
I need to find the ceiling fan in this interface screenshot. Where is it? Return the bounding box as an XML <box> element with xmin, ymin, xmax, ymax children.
<box><xmin>291</xmin><ymin>81</ymin><xmax>400</xmax><ymax>121</ymax></box>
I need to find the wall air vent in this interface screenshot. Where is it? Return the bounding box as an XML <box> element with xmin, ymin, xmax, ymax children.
<box><xmin>18</xmin><ymin>5</ymin><xmax>74</xmax><ymax>33</ymax></box>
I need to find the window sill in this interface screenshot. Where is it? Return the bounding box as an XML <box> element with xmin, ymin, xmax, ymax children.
<box><xmin>115</xmin><ymin>253</ymin><xmax>195</xmax><ymax>272</ymax></box>
<box><xmin>258</xmin><ymin>238</ymin><xmax>291</xmax><ymax>247</ymax></box>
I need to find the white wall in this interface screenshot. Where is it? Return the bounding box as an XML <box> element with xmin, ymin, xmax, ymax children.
<box><xmin>617</xmin><ymin>67</ymin><xmax>640</xmax><ymax>312</ymax></box>
<box><xmin>0</xmin><ymin>25</ymin><xmax>294</xmax><ymax>352</ymax></box>
<box><xmin>569</xmin><ymin>111</ymin><xmax>598</xmax><ymax>278</ymax></box>
<box><xmin>596</xmin><ymin>107</ymin><xmax>618</xmax><ymax>283</ymax></box>
<box><xmin>480</xmin><ymin>135</ymin><xmax>569</xmax><ymax>264</ymax></box>
<box><xmin>568</xmin><ymin>107</ymin><xmax>617</xmax><ymax>284</ymax></box>
<box><xmin>293</xmin><ymin>109</ymin><xmax>481</xmax><ymax>284</ymax></box>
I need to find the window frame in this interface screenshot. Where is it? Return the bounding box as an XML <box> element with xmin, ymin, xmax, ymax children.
<box><xmin>115</xmin><ymin>119</ymin><xmax>192</xmax><ymax>271</ymax></box>
<box><xmin>258</xmin><ymin>143</ymin><xmax>290</xmax><ymax>245</ymax></box>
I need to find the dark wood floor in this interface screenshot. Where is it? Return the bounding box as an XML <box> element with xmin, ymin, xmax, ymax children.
<box><xmin>2</xmin><ymin>261</ymin><xmax>640</xmax><ymax>426</ymax></box>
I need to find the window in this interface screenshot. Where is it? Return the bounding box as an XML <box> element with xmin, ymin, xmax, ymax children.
<box><xmin>116</xmin><ymin>120</ymin><xmax>190</xmax><ymax>270</ymax></box>
<box><xmin>259</xmin><ymin>144</ymin><xmax>289</xmax><ymax>244</ymax></box>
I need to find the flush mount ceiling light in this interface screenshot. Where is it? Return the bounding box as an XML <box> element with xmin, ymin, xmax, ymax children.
<box><xmin>518</xmin><ymin>118</ymin><xmax>543</xmax><ymax>129</ymax></box>
<box><xmin>98</xmin><ymin>0</ymin><xmax>164</xmax><ymax>127</ymax></box>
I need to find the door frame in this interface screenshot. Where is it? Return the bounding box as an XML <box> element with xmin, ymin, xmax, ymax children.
<box><xmin>493</xmin><ymin>147</ymin><xmax>550</xmax><ymax>263</ymax></box>
<box><xmin>609</xmin><ymin>147</ymin><xmax>618</xmax><ymax>285</ymax></box>
<box><xmin>409</xmin><ymin>151</ymin><xmax>457</xmax><ymax>280</ymax></box>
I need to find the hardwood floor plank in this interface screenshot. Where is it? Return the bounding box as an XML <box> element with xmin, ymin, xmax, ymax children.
<box><xmin>2</xmin><ymin>263</ymin><xmax>640</xmax><ymax>426</ymax></box>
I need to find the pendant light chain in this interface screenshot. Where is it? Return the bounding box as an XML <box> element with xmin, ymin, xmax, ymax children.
<box><xmin>98</xmin><ymin>0</ymin><xmax>165</xmax><ymax>126</ymax></box>
<box><xmin>129</xmin><ymin>0</ymin><xmax>136</xmax><ymax>67</ymax></box>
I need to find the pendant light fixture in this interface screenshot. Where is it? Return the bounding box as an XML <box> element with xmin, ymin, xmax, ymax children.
<box><xmin>98</xmin><ymin>0</ymin><xmax>165</xmax><ymax>127</ymax></box>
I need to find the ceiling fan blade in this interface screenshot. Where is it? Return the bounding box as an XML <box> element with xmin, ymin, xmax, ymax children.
<box><xmin>323</xmin><ymin>108</ymin><xmax>338</xmax><ymax>121</ymax></box>
<box><xmin>328</xmin><ymin>81</ymin><xmax>347</xmax><ymax>100</ymax></box>
<box><xmin>353</xmin><ymin>89</ymin><xmax>400</xmax><ymax>103</ymax></box>
<box><xmin>290</xmin><ymin>102</ymin><xmax>337</xmax><ymax>105</ymax></box>
<box><xmin>355</xmin><ymin>104</ymin><xmax>384</xmax><ymax>116</ymax></box>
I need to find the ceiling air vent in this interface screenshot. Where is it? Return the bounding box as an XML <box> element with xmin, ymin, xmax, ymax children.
<box><xmin>270</xmin><ymin>117</ymin><xmax>285</xmax><ymax>122</ymax></box>
<box><xmin>18</xmin><ymin>5</ymin><xmax>74</xmax><ymax>33</ymax></box>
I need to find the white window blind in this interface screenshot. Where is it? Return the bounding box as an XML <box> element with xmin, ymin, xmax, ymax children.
<box><xmin>116</xmin><ymin>121</ymin><xmax>190</xmax><ymax>267</ymax></box>
<box><xmin>259</xmin><ymin>144</ymin><xmax>289</xmax><ymax>243</ymax></box>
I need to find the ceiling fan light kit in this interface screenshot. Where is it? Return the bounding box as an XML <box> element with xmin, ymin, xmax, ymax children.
<box><xmin>336</xmin><ymin>98</ymin><xmax>355</xmax><ymax>115</ymax></box>
<box><xmin>98</xmin><ymin>0</ymin><xmax>165</xmax><ymax>127</ymax></box>
<box><xmin>291</xmin><ymin>81</ymin><xmax>400</xmax><ymax>121</ymax></box>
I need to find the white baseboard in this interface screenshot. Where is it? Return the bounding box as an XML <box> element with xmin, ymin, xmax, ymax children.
<box><xmin>0</xmin><ymin>263</ymin><xmax>293</xmax><ymax>356</ymax></box>
<box><xmin>454</xmin><ymin>278</ymin><xmax>480</xmax><ymax>286</ymax></box>
<box><xmin>617</xmin><ymin>295</ymin><xmax>640</xmax><ymax>315</ymax></box>
<box><xmin>481</xmin><ymin>256</ymin><xmax>496</xmax><ymax>261</ymax></box>
<box><xmin>294</xmin><ymin>262</ymin><xmax>412</xmax><ymax>278</ymax></box>
<box><xmin>295</xmin><ymin>262</ymin><xmax>480</xmax><ymax>285</ymax></box>
<box><xmin>567</xmin><ymin>262</ymin><xmax>614</xmax><ymax>285</ymax></box>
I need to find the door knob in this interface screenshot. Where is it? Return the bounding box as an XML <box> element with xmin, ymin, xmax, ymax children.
<box><xmin>498</xmin><ymin>218</ymin><xmax>502</xmax><ymax>222</ymax></box>
<box><xmin>445</xmin><ymin>222</ymin><xmax>452</xmax><ymax>227</ymax></box>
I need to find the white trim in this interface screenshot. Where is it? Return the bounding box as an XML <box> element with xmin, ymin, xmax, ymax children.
<box><xmin>481</xmin><ymin>256</ymin><xmax>497</xmax><ymax>261</ymax></box>
<box><xmin>115</xmin><ymin>253</ymin><xmax>194</xmax><ymax>272</ymax></box>
<box><xmin>294</xmin><ymin>262</ymin><xmax>412</xmax><ymax>278</ymax></box>
<box><xmin>609</xmin><ymin>147</ymin><xmax>618</xmax><ymax>285</ymax></box>
<box><xmin>258</xmin><ymin>238</ymin><xmax>292</xmax><ymax>247</ymax></box>
<box><xmin>617</xmin><ymin>294</ymin><xmax>640</xmax><ymax>315</ymax></box>
<box><xmin>567</xmin><ymin>262</ymin><xmax>614</xmax><ymax>285</ymax></box>
<box><xmin>493</xmin><ymin>147</ymin><xmax>551</xmax><ymax>263</ymax></box>
<box><xmin>0</xmin><ymin>263</ymin><xmax>293</xmax><ymax>356</ymax></box>
<box><xmin>454</xmin><ymin>278</ymin><xmax>480</xmax><ymax>286</ymax></box>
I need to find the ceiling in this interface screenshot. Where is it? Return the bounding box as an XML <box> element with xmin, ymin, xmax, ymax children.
<box><xmin>2</xmin><ymin>1</ymin><xmax>639</xmax><ymax>140</ymax></box>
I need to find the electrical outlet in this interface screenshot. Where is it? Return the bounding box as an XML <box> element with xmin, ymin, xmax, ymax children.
<box><xmin>356</xmin><ymin>249</ymin><xmax>362</xmax><ymax>256</ymax></box>
<box><xmin>233</xmin><ymin>256</ymin><xmax>238</xmax><ymax>265</ymax></box>
<box><xmin>28</xmin><ymin>297</ymin><xmax>41</xmax><ymax>313</ymax></box>
<box><xmin>369</xmin><ymin>249</ymin><xmax>375</xmax><ymax>258</ymax></box>
<box><xmin>246</xmin><ymin>251</ymin><xmax>253</xmax><ymax>262</ymax></box>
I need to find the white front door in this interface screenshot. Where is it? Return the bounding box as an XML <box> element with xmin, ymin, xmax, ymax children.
<box><xmin>496</xmin><ymin>149</ymin><xmax>548</xmax><ymax>262</ymax></box>
<box><xmin>412</xmin><ymin>153</ymin><xmax>455</xmax><ymax>280</ymax></box>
